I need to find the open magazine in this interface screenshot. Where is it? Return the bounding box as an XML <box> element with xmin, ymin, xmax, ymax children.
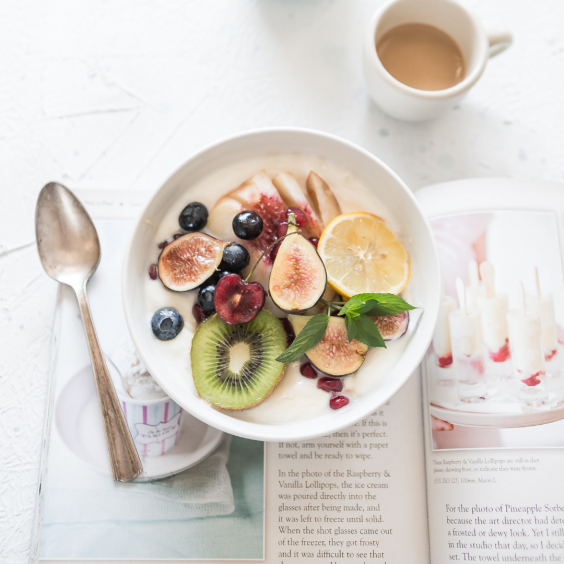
<box><xmin>36</xmin><ymin>179</ymin><xmax>564</xmax><ymax>564</ymax></box>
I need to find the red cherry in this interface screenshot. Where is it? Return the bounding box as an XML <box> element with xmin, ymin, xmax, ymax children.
<box><xmin>148</xmin><ymin>264</ymin><xmax>158</xmax><ymax>280</ymax></box>
<box><xmin>288</xmin><ymin>207</ymin><xmax>307</xmax><ymax>229</ymax></box>
<box><xmin>277</xmin><ymin>222</ymin><xmax>288</xmax><ymax>238</ymax></box>
<box><xmin>269</xmin><ymin>242</ymin><xmax>281</xmax><ymax>263</ymax></box>
<box><xmin>300</xmin><ymin>362</ymin><xmax>318</xmax><ymax>379</ymax></box>
<box><xmin>308</xmin><ymin>237</ymin><xmax>319</xmax><ymax>249</ymax></box>
<box><xmin>318</xmin><ymin>377</ymin><xmax>343</xmax><ymax>392</ymax></box>
<box><xmin>158</xmin><ymin>240</ymin><xmax>169</xmax><ymax>249</ymax></box>
<box><xmin>329</xmin><ymin>396</ymin><xmax>349</xmax><ymax>410</ymax></box>
<box><xmin>214</xmin><ymin>273</ymin><xmax>265</xmax><ymax>325</ymax></box>
<box><xmin>282</xmin><ymin>318</ymin><xmax>296</xmax><ymax>347</ymax></box>
<box><xmin>192</xmin><ymin>303</ymin><xmax>208</xmax><ymax>325</ymax></box>
<box><xmin>173</xmin><ymin>232</ymin><xmax>183</xmax><ymax>240</ymax></box>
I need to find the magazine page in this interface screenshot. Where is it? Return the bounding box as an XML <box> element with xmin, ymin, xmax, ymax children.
<box><xmin>418</xmin><ymin>179</ymin><xmax>564</xmax><ymax>564</ymax></box>
<box><xmin>40</xmin><ymin>190</ymin><xmax>430</xmax><ymax>564</ymax></box>
<box><xmin>265</xmin><ymin>375</ymin><xmax>429</xmax><ymax>564</ymax></box>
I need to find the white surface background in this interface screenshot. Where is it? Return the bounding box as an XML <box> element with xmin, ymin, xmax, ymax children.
<box><xmin>1</xmin><ymin>0</ymin><xmax>564</xmax><ymax>561</ymax></box>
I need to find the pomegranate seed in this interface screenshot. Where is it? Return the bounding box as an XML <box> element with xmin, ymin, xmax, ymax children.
<box><xmin>173</xmin><ymin>232</ymin><xmax>183</xmax><ymax>240</ymax></box>
<box><xmin>317</xmin><ymin>377</ymin><xmax>343</xmax><ymax>392</ymax></box>
<box><xmin>192</xmin><ymin>303</ymin><xmax>208</xmax><ymax>325</ymax></box>
<box><xmin>282</xmin><ymin>318</ymin><xmax>296</xmax><ymax>346</ymax></box>
<box><xmin>288</xmin><ymin>207</ymin><xmax>307</xmax><ymax>229</ymax></box>
<box><xmin>148</xmin><ymin>264</ymin><xmax>158</xmax><ymax>280</ymax></box>
<box><xmin>300</xmin><ymin>362</ymin><xmax>318</xmax><ymax>379</ymax></box>
<box><xmin>158</xmin><ymin>240</ymin><xmax>169</xmax><ymax>249</ymax></box>
<box><xmin>277</xmin><ymin>222</ymin><xmax>288</xmax><ymax>238</ymax></box>
<box><xmin>308</xmin><ymin>237</ymin><xmax>319</xmax><ymax>248</ymax></box>
<box><xmin>329</xmin><ymin>396</ymin><xmax>349</xmax><ymax>410</ymax></box>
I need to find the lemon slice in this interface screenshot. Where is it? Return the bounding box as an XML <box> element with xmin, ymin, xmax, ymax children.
<box><xmin>317</xmin><ymin>212</ymin><xmax>410</xmax><ymax>298</ymax></box>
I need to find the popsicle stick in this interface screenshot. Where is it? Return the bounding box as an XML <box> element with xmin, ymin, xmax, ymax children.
<box><xmin>468</xmin><ymin>260</ymin><xmax>480</xmax><ymax>289</ymax></box>
<box><xmin>480</xmin><ymin>261</ymin><xmax>495</xmax><ymax>299</ymax></box>
<box><xmin>456</xmin><ymin>277</ymin><xmax>467</xmax><ymax>316</ymax></box>
<box><xmin>519</xmin><ymin>280</ymin><xmax>526</xmax><ymax>315</ymax></box>
<box><xmin>535</xmin><ymin>267</ymin><xmax>541</xmax><ymax>299</ymax></box>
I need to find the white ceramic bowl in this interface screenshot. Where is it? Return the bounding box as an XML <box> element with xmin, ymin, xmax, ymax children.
<box><xmin>123</xmin><ymin>128</ymin><xmax>441</xmax><ymax>442</ymax></box>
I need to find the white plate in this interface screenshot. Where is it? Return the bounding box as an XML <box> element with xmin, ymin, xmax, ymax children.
<box><xmin>55</xmin><ymin>365</ymin><xmax>225</xmax><ymax>481</ymax></box>
<box><xmin>430</xmin><ymin>402</ymin><xmax>564</xmax><ymax>429</ymax></box>
<box><xmin>123</xmin><ymin>128</ymin><xmax>442</xmax><ymax>442</ymax></box>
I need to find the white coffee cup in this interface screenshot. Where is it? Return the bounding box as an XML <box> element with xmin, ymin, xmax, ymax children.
<box><xmin>362</xmin><ymin>0</ymin><xmax>512</xmax><ymax>121</ymax></box>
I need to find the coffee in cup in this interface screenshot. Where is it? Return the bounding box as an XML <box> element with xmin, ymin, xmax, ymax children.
<box><xmin>362</xmin><ymin>0</ymin><xmax>513</xmax><ymax>121</ymax></box>
<box><xmin>376</xmin><ymin>23</ymin><xmax>465</xmax><ymax>91</ymax></box>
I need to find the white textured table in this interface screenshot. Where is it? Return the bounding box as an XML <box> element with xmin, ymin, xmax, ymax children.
<box><xmin>1</xmin><ymin>1</ymin><xmax>563</xmax><ymax>561</ymax></box>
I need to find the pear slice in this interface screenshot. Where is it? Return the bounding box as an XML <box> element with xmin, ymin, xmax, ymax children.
<box><xmin>288</xmin><ymin>315</ymin><xmax>368</xmax><ymax>377</ymax></box>
<box><xmin>268</xmin><ymin>215</ymin><xmax>327</xmax><ymax>312</ymax></box>
<box><xmin>306</xmin><ymin>172</ymin><xmax>342</xmax><ymax>226</ymax></box>
<box><xmin>303</xmin><ymin>284</ymin><xmax>337</xmax><ymax>316</ymax></box>
<box><xmin>272</xmin><ymin>172</ymin><xmax>323</xmax><ymax>236</ymax></box>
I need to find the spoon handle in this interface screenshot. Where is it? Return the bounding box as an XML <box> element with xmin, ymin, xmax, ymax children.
<box><xmin>75</xmin><ymin>285</ymin><xmax>143</xmax><ymax>482</ymax></box>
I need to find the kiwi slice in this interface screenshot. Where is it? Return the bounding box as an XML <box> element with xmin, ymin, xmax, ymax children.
<box><xmin>191</xmin><ymin>310</ymin><xmax>287</xmax><ymax>410</ymax></box>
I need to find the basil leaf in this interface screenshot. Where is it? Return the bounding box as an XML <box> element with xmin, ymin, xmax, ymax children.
<box><xmin>338</xmin><ymin>296</ymin><xmax>364</xmax><ymax>316</ymax></box>
<box><xmin>362</xmin><ymin>299</ymin><xmax>416</xmax><ymax>316</ymax></box>
<box><xmin>340</xmin><ymin>293</ymin><xmax>416</xmax><ymax>317</ymax></box>
<box><xmin>345</xmin><ymin>314</ymin><xmax>358</xmax><ymax>342</ymax></box>
<box><xmin>276</xmin><ymin>314</ymin><xmax>330</xmax><ymax>363</ymax></box>
<box><xmin>347</xmin><ymin>315</ymin><xmax>387</xmax><ymax>349</ymax></box>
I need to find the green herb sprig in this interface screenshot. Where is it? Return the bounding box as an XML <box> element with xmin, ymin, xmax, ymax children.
<box><xmin>275</xmin><ymin>293</ymin><xmax>416</xmax><ymax>364</ymax></box>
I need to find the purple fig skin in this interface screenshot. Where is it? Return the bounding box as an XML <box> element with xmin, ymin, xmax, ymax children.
<box><xmin>306</xmin><ymin>354</ymin><xmax>366</xmax><ymax>379</ymax></box>
<box><xmin>372</xmin><ymin>312</ymin><xmax>409</xmax><ymax>342</ymax></box>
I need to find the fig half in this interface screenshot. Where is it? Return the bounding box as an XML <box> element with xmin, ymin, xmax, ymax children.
<box><xmin>372</xmin><ymin>312</ymin><xmax>409</xmax><ymax>341</ymax></box>
<box><xmin>269</xmin><ymin>216</ymin><xmax>327</xmax><ymax>312</ymax></box>
<box><xmin>158</xmin><ymin>232</ymin><xmax>228</xmax><ymax>292</ymax></box>
<box><xmin>288</xmin><ymin>315</ymin><xmax>368</xmax><ymax>377</ymax></box>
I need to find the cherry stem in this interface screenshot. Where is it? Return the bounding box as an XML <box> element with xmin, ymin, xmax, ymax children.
<box><xmin>244</xmin><ymin>230</ymin><xmax>299</xmax><ymax>283</ymax></box>
<box><xmin>320</xmin><ymin>298</ymin><xmax>342</xmax><ymax>311</ymax></box>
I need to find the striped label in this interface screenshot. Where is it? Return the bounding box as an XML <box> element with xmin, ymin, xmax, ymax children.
<box><xmin>121</xmin><ymin>400</ymin><xmax>183</xmax><ymax>457</ymax></box>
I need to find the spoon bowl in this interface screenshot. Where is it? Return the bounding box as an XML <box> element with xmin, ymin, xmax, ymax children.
<box><xmin>36</xmin><ymin>182</ymin><xmax>100</xmax><ymax>288</ymax></box>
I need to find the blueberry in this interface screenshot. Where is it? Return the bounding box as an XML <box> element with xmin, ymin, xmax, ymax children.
<box><xmin>196</xmin><ymin>269</ymin><xmax>230</xmax><ymax>291</ymax></box>
<box><xmin>151</xmin><ymin>308</ymin><xmax>184</xmax><ymax>341</ymax></box>
<box><xmin>179</xmin><ymin>202</ymin><xmax>208</xmax><ymax>232</ymax></box>
<box><xmin>220</xmin><ymin>243</ymin><xmax>250</xmax><ymax>272</ymax></box>
<box><xmin>198</xmin><ymin>284</ymin><xmax>216</xmax><ymax>314</ymax></box>
<box><xmin>232</xmin><ymin>211</ymin><xmax>263</xmax><ymax>240</ymax></box>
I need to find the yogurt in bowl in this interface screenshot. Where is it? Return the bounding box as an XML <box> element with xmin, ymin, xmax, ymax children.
<box><xmin>123</xmin><ymin>128</ymin><xmax>441</xmax><ymax>442</ymax></box>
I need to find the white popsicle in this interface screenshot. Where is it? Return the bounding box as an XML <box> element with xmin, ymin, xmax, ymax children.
<box><xmin>477</xmin><ymin>262</ymin><xmax>510</xmax><ymax>362</ymax></box>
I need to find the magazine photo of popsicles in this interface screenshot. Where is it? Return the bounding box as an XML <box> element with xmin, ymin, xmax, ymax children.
<box><xmin>426</xmin><ymin>210</ymin><xmax>564</xmax><ymax>447</ymax></box>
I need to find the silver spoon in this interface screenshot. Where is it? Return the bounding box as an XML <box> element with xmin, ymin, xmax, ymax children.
<box><xmin>35</xmin><ymin>182</ymin><xmax>143</xmax><ymax>482</ymax></box>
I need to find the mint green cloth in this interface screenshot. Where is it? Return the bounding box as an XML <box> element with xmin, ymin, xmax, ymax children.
<box><xmin>41</xmin><ymin>436</ymin><xmax>264</xmax><ymax>560</ymax></box>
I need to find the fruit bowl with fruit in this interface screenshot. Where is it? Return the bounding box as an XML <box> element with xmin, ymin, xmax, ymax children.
<box><xmin>123</xmin><ymin>128</ymin><xmax>441</xmax><ymax>441</ymax></box>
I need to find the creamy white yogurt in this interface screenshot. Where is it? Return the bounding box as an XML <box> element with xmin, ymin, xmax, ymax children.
<box><xmin>142</xmin><ymin>154</ymin><xmax>414</xmax><ymax>424</ymax></box>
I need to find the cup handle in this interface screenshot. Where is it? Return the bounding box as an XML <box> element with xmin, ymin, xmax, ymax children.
<box><xmin>487</xmin><ymin>29</ymin><xmax>513</xmax><ymax>58</ymax></box>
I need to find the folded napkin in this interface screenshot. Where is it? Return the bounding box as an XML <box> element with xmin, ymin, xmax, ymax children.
<box><xmin>44</xmin><ymin>435</ymin><xmax>234</xmax><ymax>524</ymax></box>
